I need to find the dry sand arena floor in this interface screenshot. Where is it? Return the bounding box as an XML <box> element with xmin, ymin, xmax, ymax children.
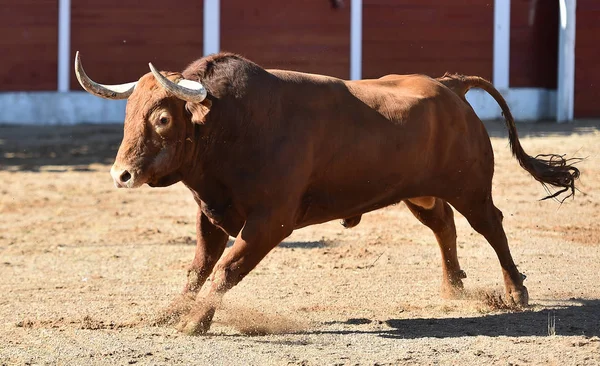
<box><xmin>1</xmin><ymin>121</ymin><xmax>599</xmax><ymax>365</ymax></box>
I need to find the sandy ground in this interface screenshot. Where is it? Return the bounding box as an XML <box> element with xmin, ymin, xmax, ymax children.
<box><xmin>0</xmin><ymin>120</ymin><xmax>599</xmax><ymax>365</ymax></box>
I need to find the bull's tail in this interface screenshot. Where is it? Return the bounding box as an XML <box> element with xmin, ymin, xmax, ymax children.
<box><xmin>437</xmin><ymin>73</ymin><xmax>581</xmax><ymax>201</ymax></box>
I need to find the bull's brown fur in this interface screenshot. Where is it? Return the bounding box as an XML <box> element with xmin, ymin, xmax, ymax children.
<box><xmin>103</xmin><ymin>53</ymin><xmax>580</xmax><ymax>334</ymax></box>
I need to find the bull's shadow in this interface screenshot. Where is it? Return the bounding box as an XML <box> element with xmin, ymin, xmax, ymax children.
<box><xmin>225</xmin><ymin>238</ymin><xmax>328</xmax><ymax>249</ymax></box>
<box><xmin>313</xmin><ymin>298</ymin><xmax>600</xmax><ymax>339</ymax></box>
<box><xmin>0</xmin><ymin>124</ymin><xmax>122</xmax><ymax>171</ymax></box>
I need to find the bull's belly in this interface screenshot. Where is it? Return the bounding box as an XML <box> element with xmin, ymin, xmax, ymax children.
<box><xmin>293</xmin><ymin>185</ymin><xmax>416</xmax><ymax>229</ymax></box>
<box><xmin>292</xmin><ymin>158</ymin><xmax>469</xmax><ymax>228</ymax></box>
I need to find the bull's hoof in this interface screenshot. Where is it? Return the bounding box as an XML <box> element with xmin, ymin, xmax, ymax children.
<box><xmin>341</xmin><ymin>215</ymin><xmax>362</xmax><ymax>228</ymax></box>
<box><xmin>175</xmin><ymin>305</ymin><xmax>216</xmax><ymax>335</ymax></box>
<box><xmin>440</xmin><ymin>270</ymin><xmax>467</xmax><ymax>299</ymax></box>
<box><xmin>507</xmin><ymin>286</ymin><xmax>529</xmax><ymax>308</ymax></box>
<box><xmin>150</xmin><ymin>293</ymin><xmax>195</xmax><ymax>326</ymax></box>
<box><xmin>176</xmin><ymin>318</ymin><xmax>212</xmax><ymax>335</ymax></box>
<box><xmin>441</xmin><ymin>282</ymin><xmax>465</xmax><ymax>299</ymax></box>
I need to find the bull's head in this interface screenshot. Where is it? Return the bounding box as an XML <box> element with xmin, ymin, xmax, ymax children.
<box><xmin>75</xmin><ymin>52</ymin><xmax>210</xmax><ymax>188</ymax></box>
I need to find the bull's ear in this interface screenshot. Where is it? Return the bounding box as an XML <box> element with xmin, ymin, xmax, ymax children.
<box><xmin>185</xmin><ymin>99</ymin><xmax>212</xmax><ymax>124</ymax></box>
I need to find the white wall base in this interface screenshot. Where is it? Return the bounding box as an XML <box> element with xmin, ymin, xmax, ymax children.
<box><xmin>0</xmin><ymin>89</ymin><xmax>556</xmax><ymax>125</ymax></box>
<box><xmin>0</xmin><ymin>92</ymin><xmax>126</xmax><ymax>125</ymax></box>
<box><xmin>467</xmin><ymin>88</ymin><xmax>557</xmax><ymax>121</ymax></box>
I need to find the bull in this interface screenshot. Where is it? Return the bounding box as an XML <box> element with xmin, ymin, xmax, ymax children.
<box><xmin>75</xmin><ymin>52</ymin><xmax>579</xmax><ymax>335</ymax></box>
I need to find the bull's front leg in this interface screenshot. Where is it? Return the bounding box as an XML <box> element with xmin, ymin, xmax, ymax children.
<box><xmin>184</xmin><ymin>208</ymin><xmax>230</xmax><ymax>293</ymax></box>
<box><xmin>155</xmin><ymin>207</ymin><xmax>228</xmax><ymax>326</ymax></box>
<box><xmin>176</xmin><ymin>212</ymin><xmax>291</xmax><ymax>335</ymax></box>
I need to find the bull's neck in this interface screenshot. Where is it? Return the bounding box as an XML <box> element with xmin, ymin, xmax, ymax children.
<box><xmin>180</xmin><ymin>160</ymin><xmax>230</xmax><ymax>213</ymax></box>
<box><xmin>180</xmin><ymin>122</ymin><xmax>205</xmax><ymax>182</ymax></box>
<box><xmin>179</xmin><ymin>121</ymin><xmax>224</xmax><ymax>195</ymax></box>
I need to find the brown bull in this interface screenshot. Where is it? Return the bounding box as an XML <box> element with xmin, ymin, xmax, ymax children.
<box><xmin>75</xmin><ymin>52</ymin><xmax>579</xmax><ymax>335</ymax></box>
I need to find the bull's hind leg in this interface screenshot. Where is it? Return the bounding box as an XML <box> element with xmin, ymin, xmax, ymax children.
<box><xmin>450</xmin><ymin>195</ymin><xmax>528</xmax><ymax>307</ymax></box>
<box><xmin>405</xmin><ymin>197</ymin><xmax>466</xmax><ymax>298</ymax></box>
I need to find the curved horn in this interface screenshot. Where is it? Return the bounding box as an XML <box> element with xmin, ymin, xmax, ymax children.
<box><xmin>148</xmin><ymin>63</ymin><xmax>207</xmax><ymax>103</ymax></box>
<box><xmin>74</xmin><ymin>51</ymin><xmax>137</xmax><ymax>100</ymax></box>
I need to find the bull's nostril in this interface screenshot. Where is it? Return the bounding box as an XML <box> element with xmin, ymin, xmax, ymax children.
<box><xmin>120</xmin><ymin>170</ymin><xmax>132</xmax><ymax>183</ymax></box>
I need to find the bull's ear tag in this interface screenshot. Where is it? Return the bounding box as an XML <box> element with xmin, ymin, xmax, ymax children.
<box><xmin>186</xmin><ymin>100</ymin><xmax>212</xmax><ymax>124</ymax></box>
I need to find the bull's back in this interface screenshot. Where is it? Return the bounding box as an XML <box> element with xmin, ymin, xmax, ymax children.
<box><xmin>293</xmin><ymin>74</ymin><xmax>492</xmax><ymax>227</ymax></box>
<box><xmin>338</xmin><ymin>74</ymin><xmax>486</xmax><ymax>180</ymax></box>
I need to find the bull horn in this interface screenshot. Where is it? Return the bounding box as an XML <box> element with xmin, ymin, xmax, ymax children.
<box><xmin>74</xmin><ymin>51</ymin><xmax>137</xmax><ymax>99</ymax></box>
<box><xmin>149</xmin><ymin>63</ymin><xmax>207</xmax><ymax>103</ymax></box>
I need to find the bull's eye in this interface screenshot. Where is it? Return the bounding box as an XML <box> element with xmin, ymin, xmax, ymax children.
<box><xmin>159</xmin><ymin>116</ymin><xmax>169</xmax><ymax>125</ymax></box>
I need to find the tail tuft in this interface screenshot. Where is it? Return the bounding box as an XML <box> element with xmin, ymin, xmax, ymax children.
<box><xmin>523</xmin><ymin>153</ymin><xmax>582</xmax><ymax>202</ymax></box>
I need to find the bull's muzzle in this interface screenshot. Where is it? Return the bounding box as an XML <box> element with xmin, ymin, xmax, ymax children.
<box><xmin>110</xmin><ymin>165</ymin><xmax>136</xmax><ymax>188</ymax></box>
